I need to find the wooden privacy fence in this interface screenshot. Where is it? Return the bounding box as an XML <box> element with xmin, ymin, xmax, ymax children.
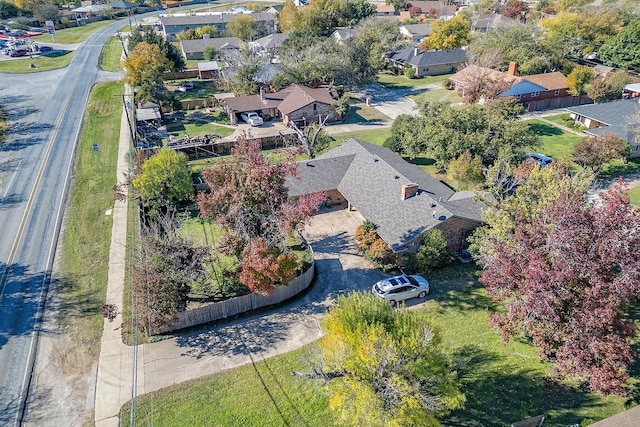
<box><xmin>152</xmin><ymin>257</ymin><xmax>315</xmax><ymax>335</ymax></box>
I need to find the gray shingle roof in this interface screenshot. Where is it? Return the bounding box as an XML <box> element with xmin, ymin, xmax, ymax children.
<box><xmin>566</xmin><ymin>99</ymin><xmax>640</xmax><ymax>127</ymax></box>
<box><xmin>180</xmin><ymin>37</ymin><xmax>241</xmax><ymax>54</ymax></box>
<box><xmin>388</xmin><ymin>47</ymin><xmax>467</xmax><ymax>68</ymax></box>
<box><xmin>286</xmin><ymin>139</ymin><xmax>486</xmax><ymax>252</ymax></box>
<box><xmin>161</xmin><ymin>12</ymin><xmax>275</xmax><ymax>27</ymax></box>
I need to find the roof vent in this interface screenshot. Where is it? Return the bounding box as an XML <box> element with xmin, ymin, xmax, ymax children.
<box><xmin>430</xmin><ymin>202</ymin><xmax>437</xmax><ymax>208</ymax></box>
<box><xmin>374</xmin><ymin>158</ymin><xmax>379</xmax><ymax>162</ymax></box>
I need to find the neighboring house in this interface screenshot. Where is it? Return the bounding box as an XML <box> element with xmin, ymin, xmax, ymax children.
<box><xmin>179</xmin><ymin>36</ymin><xmax>242</xmax><ymax>60</ymax></box>
<box><xmin>405</xmin><ymin>1</ymin><xmax>457</xmax><ymax>19</ymax></box>
<box><xmin>285</xmin><ymin>138</ymin><xmax>486</xmax><ymax>253</ymax></box>
<box><xmin>398</xmin><ymin>23</ymin><xmax>431</xmax><ymax>43</ymax></box>
<box><xmin>388</xmin><ymin>47</ymin><xmax>467</xmax><ymax>77</ymax></box>
<box><xmin>565</xmin><ymin>99</ymin><xmax>640</xmax><ymax>157</ymax></box>
<box><xmin>472</xmin><ymin>13</ymin><xmax>521</xmax><ymax>32</ymax></box>
<box><xmin>449</xmin><ymin>62</ymin><xmax>585</xmax><ymax>111</ymax></box>
<box><xmin>249</xmin><ymin>32</ymin><xmax>290</xmax><ymax>54</ymax></box>
<box><xmin>160</xmin><ymin>12</ymin><xmax>276</xmax><ymax>41</ymax></box>
<box><xmin>624</xmin><ymin>83</ymin><xmax>640</xmax><ymax>98</ymax></box>
<box><xmin>332</xmin><ymin>27</ymin><xmax>359</xmax><ymax>44</ymax></box>
<box><xmin>376</xmin><ymin>4</ymin><xmax>396</xmax><ymax>16</ymax></box>
<box><xmin>223</xmin><ymin>84</ymin><xmax>339</xmax><ymax>125</ymax></box>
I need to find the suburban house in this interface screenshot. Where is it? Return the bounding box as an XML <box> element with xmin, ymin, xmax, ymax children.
<box><xmin>449</xmin><ymin>62</ymin><xmax>586</xmax><ymax>111</ymax></box>
<box><xmin>376</xmin><ymin>4</ymin><xmax>395</xmax><ymax>16</ymax></box>
<box><xmin>179</xmin><ymin>36</ymin><xmax>241</xmax><ymax>60</ymax></box>
<box><xmin>398</xmin><ymin>23</ymin><xmax>431</xmax><ymax>43</ymax></box>
<box><xmin>332</xmin><ymin>27</ymin><xmax>359</xmax><ymax>44</ymax></box>
<box><xmin>223</xmin><ymin>84</ymin><xmax>339</xmax><ymax>125</ymax></box>
<box><xmin>286</xmin><ymin>139</ymin><xmax>486</xmax><ymax>253</ymax></box>
<box><xmin>197</xmin><ymin>61</ymin><xmax>221</xmax><ymax>80</ymax></box>
<box><xmin>248</xmin><ymin>32</ymin><xmax>290</xmax><ymax>55</ymax></box>
<box><xmin>160</xmin><ymin>12</ymin><xmax>276</xmax><ymax>41</ymax></box>
<box><xmin>388</xmin><ymin>48</ymin><xmax>467</xmax><ymax>77</ymax></box>
<box><xmin>565</xmin><ymin>99</ymin><xmax>640</xmax><ymax>157</ymax></box>
<box><xmin>624</xmin><ymin>83</ymin><xmax>640</xmax><ymax>98</ymax></box>
<box><xmin>472</xmin><ymin>13</ymin><xmax>521</xmax><ymax>32</ymax></box>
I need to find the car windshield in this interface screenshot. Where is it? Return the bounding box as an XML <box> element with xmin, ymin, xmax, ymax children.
<box><xmin>407</xmin><ymin>276</ymin><xmax>419</xmax><ymax>287</ymax></box>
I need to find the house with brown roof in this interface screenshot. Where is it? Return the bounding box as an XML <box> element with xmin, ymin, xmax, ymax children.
<box><xmin>376</xmin><ymin>4</ymin><xmax>396</xmax><ymax>16</ymax></box>
<box><xmin>449</xmin><ymin>62</ymin><xmax>587</xmax><ymax>111</ymax></box>
<box><xmin>222</xmin><ymin>84</ymin><xmax>339</xmax><ymax>125</ymax></box>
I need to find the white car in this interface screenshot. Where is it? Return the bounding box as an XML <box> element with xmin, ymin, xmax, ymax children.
<box><xmin>241</xmin><ymin>111</ymin><xmax>264</xmax><ymax>126</ymax></box>
<box><xmin>372</xmin><ymin>274</ymin><xmax>430</xmax><ymax>306</ymax></box>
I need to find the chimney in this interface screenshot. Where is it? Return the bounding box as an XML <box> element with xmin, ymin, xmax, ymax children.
<box><xmin>260</xmin><ymin>86</ymin><xmax>265</xmax><ymax>101</ymax></box>
<box><xmin>414</xmin><ymin>47</ymin><xmax>419</xmax><ymax>57</ymax></box>
<box><xmin>401</xmin><ymin>183</ymin><xmax>419</xmax><ymax>200</ymax></box>
<box><xmin>508</xmin><ymin>61</ymin><xmax>518</xmax><ymax>76</ymax></box>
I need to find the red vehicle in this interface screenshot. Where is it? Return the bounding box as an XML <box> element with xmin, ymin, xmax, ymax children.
<box><xmin>9</xmin><ymin>49</ymin><xmax>27</xmax><ymax>57</ymax></box>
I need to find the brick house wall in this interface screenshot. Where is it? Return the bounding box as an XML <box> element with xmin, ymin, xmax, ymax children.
<box><xmin>434</xmin><ymin>216</ymin><xmax>483</xmax><ymax>252</ymax></box>
<box><xmin>283</xmin><ymin>102</ymin><xmax>337</xmax><ymax>125</ymax></box>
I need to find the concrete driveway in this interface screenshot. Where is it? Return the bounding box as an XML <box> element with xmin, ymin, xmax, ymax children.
<box><xmin>140</xmin><ymin>206</ymin><xmax>387</xmax><ymax>393</ymax></box>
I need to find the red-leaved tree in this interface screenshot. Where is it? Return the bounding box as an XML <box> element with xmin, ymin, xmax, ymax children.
<box><xmin>198</xmin><ymin>135</ymin><xmax>324</xmax><ymax>294</ymax></box>
<box><xmin>480</xmin><ymin>183</ymin><xmax>640</xmax><ymax>394</ymax></box>
<box><xmin>572</xmin><ymin>133</ymin><xmax>630</xmax><ymax>172</ymax></box>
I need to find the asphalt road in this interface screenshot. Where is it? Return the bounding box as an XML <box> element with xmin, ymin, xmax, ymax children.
<box><xmin>0</xmin><ymin>21</ymin><xmax>125</xmax><ymax>426</ymax></box>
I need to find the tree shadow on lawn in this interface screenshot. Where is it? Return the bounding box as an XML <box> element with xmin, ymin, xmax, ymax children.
<box><xmin>528</xmin><ymin>122</ymin><xmax>563</xmax><ymax>137</ymax></box>
<box><xmin>444</xmin><ymin>345</ymin><xmax>603</xmax><ymax>426</ymax></box>
<box><xmin>427</xmin><ymin>263</ymin><xmax>498</xmax><ymax>313</ymax></box>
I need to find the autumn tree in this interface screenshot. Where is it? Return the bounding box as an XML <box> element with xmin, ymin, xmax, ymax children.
<box><xmin>587</xmin><ymin>70</ymin><xmax>632</xmax><ymax>103</ymax></box>
<box><xmin>132</xmin><ymin>218</ymin><xmax>211</xmax><ymax>334</ymax></box>
<box><xmin>197</xmin><ymin>136</ymin><xmax>324</xmax><ymax>294</ymax></box>
<box><xmin>479</xmin><ymin>185</ymin><xmax>640</xmax><ymax>394</ymax></box>
<box><xmin>572</xmin><ymin>134</ymin><xmax>630</xmax><ymax>171</ymax></box>
<box><xmin>566</xmin><ymin>65</ymin><xmax>594</xmax><ymax>96</ymax></box>
<box><xmin>132</xmin><ymin>147</ymin><xmax>193</xmax><ymax>217</ymax></box>
<box><xmin>354</xmin><ymin>18</ymin><xmax>403</xmax><ymax>71</ymax></box>
<box><xmin>421</xmin><ymin>14</ymin><xmax>471</xmax><ymax>50</ymax></box>
<box><xmin>127</xmin><ymin>26</ymin><xmax>185</xmax><ymax>71</ymax></box>
<box><xmin>447</xmin><ymin>150</ymin><xmax>484</xmax><ymax>190</ymax></box>
<box><xmin>300</xmin><ymin>292</ymin><xmax>465</xmax><ymax>426</ymax></box>
<box><xmin>297</xmin><ymin>0</ymin><xmax>348</xmax><ymax>36</ymax></box>
<box><xmin>500</xmin><ymin>0</ymin><xmax>527</xmax><ymax>18</ymax></box>
<box><xmin>123</xmin><ymin>42</ymin><xmax>171</xmax><ymax>87</ymax></box>
<box><xmin>598</xmin><ymin>20</ymin><xmax>640</xmax><ymax>71</ymax></box>
<box><xmin>226</xmin><ymin>14</ymin><xmax>256</xmax><ymax>41</ymax></box>
<box><xmin>278</xmin><ymin>0</ymin><xmax>299</xmax><ymax>32</ymax></box>
<box><xmin>220</xmin><ymin>47</ymin><xmax>265</xmax><ymax>95</ymax></box>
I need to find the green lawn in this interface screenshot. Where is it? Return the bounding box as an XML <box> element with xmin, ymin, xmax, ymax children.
<box><xmin>599</xmin><ymin>158</ymin><xmax>640</xmax><ymax>179</ymax></box>
<box><xmin>0</xmin><ymin>107</ymin><xmax>6</xmax><ymax>144</ymax></box>
<box><xmin>342</xmin><ymin>100</ymin><xmax>390</xmax><ymax>124</ymax></box>
<box><xmin>411</xmin><ymin>87</ymin><xmax>462</xmax><ymax>105</ymax></box>
<box><xmin>57</xmin><ymin>81</ymin><xmax>123</xmax><ymax>358</ymax></box>
<box><xmin>328</xmin><ymin>128</ymin><xmax>392</xmax><ymax>148</ymax></box>
<box><xmin>628</xmin><ymin>186</ymin><xmax>640</xmax><ymax>206</ymax></box>
<box><xmin>165</xmin><ymin>111</ymin><xmax>234</xmax><ymax>141</ymax></box>
<box><xmin>543</xmin><ymin>113</ymin><xmax>587</xmax><ymax>132</ymax></box>
<box><xmin>377</xmin><ymin>72</ymin><xmax>451</xmax><ymax>89</ymax></box>
<box><xmin>0</xmin><ymin>50</ymin><xmax>75</xmax><ymax>73</ymax></box>
<box><xmin>120</xmin><ymin>263</ymin><xmax>633</xmax><ymax>426</ymax></box>
<box><xmin>32</xmin><ymin>20</ymin><xmax>116</xmax><ymax>44</ymax></box>
<box><xmin>100</xmin><ymin>36</ymin><xmax>123</xmax><ymax>72</ymax></box>
<box><xmin>525</xmin><ymin>119</ymin><xmax>585</xmax><ymax>161</ymax></box>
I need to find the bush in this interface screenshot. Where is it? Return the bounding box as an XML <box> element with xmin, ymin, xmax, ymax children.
<box><xmin>416</xmin><ymin>229</ymin><xmax>452</xmax><ymax>271</ymax></box>
<box><xmin>355</xmin><ymin>220</ymin><xmax>378</xmax><ymax>251</ymax></box>
<box><xmin>404</xmin><ymin>65</ymin><xmax>416</xmax><ymax>79</ymax></box>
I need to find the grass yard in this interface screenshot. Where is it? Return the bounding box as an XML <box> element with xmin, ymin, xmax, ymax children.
<box><xmin>525</xmin><ymin>119</ymin><xmax>585</xmax><ymax>161</ymax></box>
<box><xmin>628</xmin><ymin>186</ymin><xmax>640</xmax><ymax>206</ymax></box>
<box><xmin>411</xmin><ymin>87</ymin><xmax>462</xmax><ymax>105</ymax></box>
<box><xmin>56</xmin><ymin>81</ymin><xmax>123</xmax><ymax>359</ymax></box>
<box><xmin>165</xmin><ymin>111</ymin><xmax>234</xmax><ymax>141</ymax></box>
<box><xmin>544</xmin><ymin>113</ymin><xmax>587</xmax><ymax>131</ymax></box>
<box><xmin>599</xmin><ymin>158</ymin><xmax>640</xmax><ymax>179</ymax></box>
<box><xmin>328</xmin><ymin>128</ymin><xmax>392</xmax><ymax>148</ymax></box>
<box><xmin>32</xmin><ymin>20</ymin><xmax>115</xmax><ymax>44</ymax></box>
<box><xmin>120</xmin><ymin>262</ymin><xmax>634</xmax><ymax>426</ymax></box>
<box><xmin>100</xmin><ymin>36</ymin><xmax>123</xmax><ymax>72</ymax></box>
<box><xmin>377</xmin><ymin>72</ymin><xmax>451</xmax><ymax>89</ymax></box>
<box><xmin>0</xmin><ymin>50</ymin><xmax>75</xmax><ymax>73</ymax></box>
<box><xmin>342</xmin><ymin>100</ymin><xmax>391</xmax><ymax>124</ymax></box>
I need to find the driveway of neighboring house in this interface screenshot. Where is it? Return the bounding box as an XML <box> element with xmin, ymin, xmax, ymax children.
<box><xmin>140</xmin><ymin>206</ymin><xmax>388</xmax><ymax>393</ymax></box>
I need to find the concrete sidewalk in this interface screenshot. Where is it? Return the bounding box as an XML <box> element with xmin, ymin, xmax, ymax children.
<box><xmin>94</xmin><ymin>84</ymin><xmax>143</xmax><ymax>427</ymax></box>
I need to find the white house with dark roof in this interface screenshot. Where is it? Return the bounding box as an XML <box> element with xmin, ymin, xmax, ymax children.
<box><xmin>388</xmin><ymin>47</ymin><xmax>467</xmax><ymax>77</ymax></box>
<box><xmin>565</xmin><ymin>99</ymin><xmax>640</xmax><ymax>157</ymax></box>
<box><xmin>286</xmin><ymin>139</ymin><xmax>486</xmax><ymax>252</ymax></box>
